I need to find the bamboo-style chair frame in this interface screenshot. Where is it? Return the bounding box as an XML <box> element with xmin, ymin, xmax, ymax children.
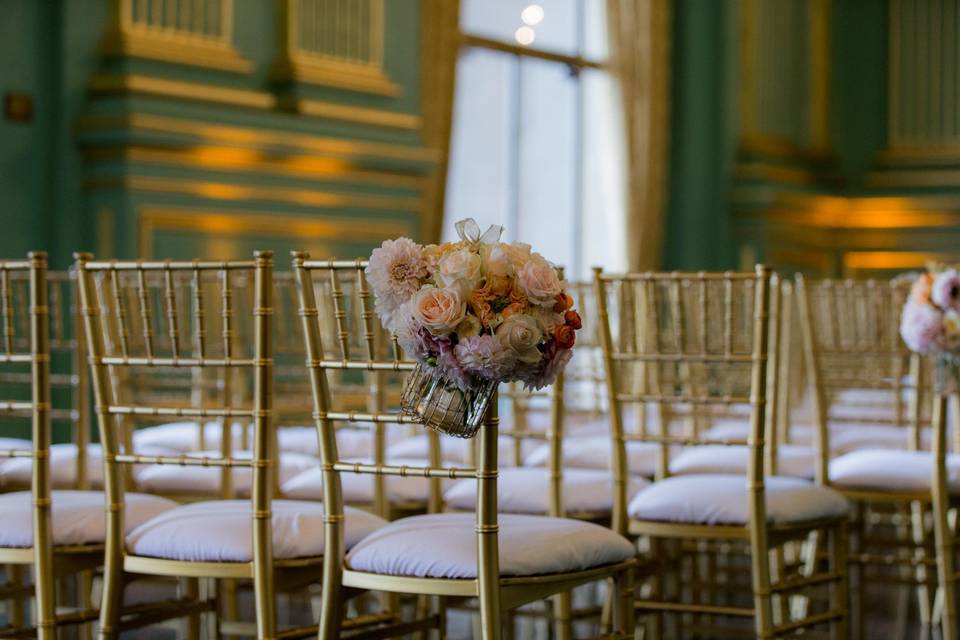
<box><xmin>0</xmin><ymin>253</ymin><xmax>102</xmax><ymax>638</ymax></box>
<box><xmin>76</xmin><ymin>251</ymin><xmax>325</xmax><ymax>639</ymax></box>
<box><xmin>795</xmin><ymin>274</ymin><xmax>944</xmax><ymax>635</ymax></box>
<box><xmin>292</xmin><ymin>253</ymin><xmax>636</xmax><ymax>640</ymax></box>
<box><xmin>594</xmin><ymin>265</ymin><xmax>848</xmax><ymax>639</ymax></box>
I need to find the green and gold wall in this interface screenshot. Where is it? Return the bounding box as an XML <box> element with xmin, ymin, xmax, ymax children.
<box><xmin>0</xmin><ymin>0</ymin><xmax>436</xmax><ymax>270</ymax></box>
<box><xmin>665</xmin><ymin>0</ymin><xmax>960</xmax><ymax>277</ymax></box>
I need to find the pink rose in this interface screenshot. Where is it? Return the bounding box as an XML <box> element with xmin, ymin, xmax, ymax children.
<box><xmin>413</xmin><ymin>287</ymin><xmax>466</xmax><ymax>335</ymax></box>
<box><xmin>900</xmin><ymin>299</ymin><xmax>943</xmax><ymax>354</ymax></box>
<box><xmin>932</xmin><ymin>270</ymin><xmax>960</xmax><ymax>311</ymax></box>
<box><xmin>517</xmin><ymin>254</ymin><xmax>562</xmax><ymax>306</ymax></box>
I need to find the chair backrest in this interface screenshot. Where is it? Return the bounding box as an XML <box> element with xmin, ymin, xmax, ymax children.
<box><xmin>0</xmin><ymin>253</ymin><xmax>54</xmax><ymax>604</ymax></box>
<box><xmin>292</xmin><ymin>253</ymin><xmax>500</xmax><ymax>571</ymax></box>
<box><xmin>75</xmin><ymin>251</ymin><xmax>275</xmax><ymax>546</ymax></box>
<box><xmin>795</xmin><ymin>275</ymin><xmax>923</xmax><ymax>478</ymax></box>
<box><xmin>594</xmin><ymin>266</ymin><xmax>772</xmax><ymax>535</ymax></box>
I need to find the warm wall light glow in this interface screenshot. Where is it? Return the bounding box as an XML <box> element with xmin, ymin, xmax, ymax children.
<box><xmin>515</xmin><ymin>25</ymin><xmax>536</xmax><ymax>46</ymax></box>
<box><xmin>521</xmin><ymin>4</ymin><xmax>544</xmax><ymax>25</ymax></box>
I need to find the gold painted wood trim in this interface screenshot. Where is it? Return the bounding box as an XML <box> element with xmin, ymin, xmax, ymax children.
<box><xmin>124</xmin><ymin>554</ymin><xmax>255</xmax><ymax>579</ymax></box>
<box><xmin>89</xmin><ymin>73</ymin><xmax>275</xmax><ymax>109</ymax></box>
<box><xmin>276</xmin><ymin>56</ymin><xmax>401</xmax><ymax>97</ymax></box>
<box><xmin>295</xmin><ymin>99</ymin><xmax>421</xmax><ymax>130</ymax></box>
<box><xmin>87</xmin><ymin>146</ymin><xmax>424</xmax><ymax>190</ymax></box>
<box><xmin>78</xmin><ymin>114</ymin><xmax>440</xmax><ymax>164</ymax></box>
<box><xmin>101</xmin><ymin>31</ymin><xmax>252</xmax><ymax>74</ymax></box>
<box><xmin>86</xmin><ymin>175</ymin><xmax>423</xmax><ymax>212</ymax></box>
<box><xmin>136</xmin><ymin>206</ymin><xmax>412</xmax><ymax>259</ymax></box>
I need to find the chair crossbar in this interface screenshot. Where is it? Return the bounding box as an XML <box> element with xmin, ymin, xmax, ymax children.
<box><xmin>113</xmin><ymin>453</ymin><xmax>254</xmax><ymax>468</ymax></box>
<box><xmin>332</xmin><ymin>461</ymin><xmax>476</xmax><ymax>479</ymax></box>
<box><xmin>84</xmin><ymin>260</ymin><xmax>256</xmax><ymax>271</ymax></box>
<box><xmin>98</xmin><ymin>356</ymin><xmax>256</xmax><ymax>367</ymax></box>
<box><xmin>107</xmin><ymin>406</ymin><xmax>254</xmax><ymax>418</ymax></box>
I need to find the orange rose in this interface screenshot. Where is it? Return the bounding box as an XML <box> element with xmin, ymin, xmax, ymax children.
<box><xmin>501</xmin><ymin>302</ymin><xmax>527</xmax><ymax>319</ymax></box>
<box><xmin>553</xmin><ymin>292</ymin><xmax>574</xmax><ymax>313</ymax></box>
<box><xmin>487</xmin><ymin>274</ymin><xmax>513</xmax><ymax>297</ymax></box>
<box><xmin>564</xmin><ymin>310</ymin><xmax>582</xmax><ymax>330</ymax></box>
<box><xmin>554</xmin><ymin>324</ymin><xmax>576</xmax><ymax>349</ymax></box>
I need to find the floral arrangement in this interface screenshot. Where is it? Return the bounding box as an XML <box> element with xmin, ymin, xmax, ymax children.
<box><xmin>900</xmin><ymin>265</ymin><xmax>960</xmax><ymax>390</ymax></box>
<box><xmin>366</xmin><ymin>218</ymin><xmax>581</xmax><ymax>392</ymax></box>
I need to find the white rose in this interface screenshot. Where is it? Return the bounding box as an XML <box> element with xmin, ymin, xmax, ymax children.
<box><xmin>496</xmin><ymin>314</ymin><xmax>543</xmax><ymax>364</ymax></box>
<box><xmin>436</xmin><ymin>249</ymin><xmax>482</xmax><ymax>295</ymax></box>
<box><xmin>413</xmin><ymin>286</ymin><xmax>466</xmax><ymax>335</ymax></box>
<box><xmin>517</xmin><ymin>253</ymin><xmax>562</xmax><ymax>306</ymax></box>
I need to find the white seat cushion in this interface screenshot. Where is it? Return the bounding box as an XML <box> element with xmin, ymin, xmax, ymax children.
<box><xmin>443</xmin><ymin>467</ymin><xmax>649</xmax><ymax>515</ymax></box>
<box><xmin>0</xmin><ymin>444</ymin><xmax>178</xmax><ymax>490</ymax></box>
<box><xmin>524</xmin><ymin>436</ymin><xmax>660</xmax><ymax>477</ymax></box>
<box><xmin>0</xmin><ymin>437</ymin><xmax>31</xmax><ymax>451</ymax></box>
<box><xmin>281</xmin><ymin>457</ymin><xmax>445</xmax><ymax>505</ymax></box>
<box><xmin>669</xmin><ymin>445</ymin><xmax>815</xmax><ymax>479</ymax></box>
<box><xmin>628</xmin><ymin>475</ymin><xmax>849</xmax><ymax>525</ymax></box>
<box><xmin>276</xmin><ymin>426</ymin><xmax>396</xmax><ymax>459</ymax></box>
<box><xmin>346</xmin><ymin>512</ymin><xmax>635</xmax><ymax>579</ymax></box>
<box><xmin>133</xmin><ymin>422</ymin><xmax>249</xmax><ymax>453</ymax></box>
<box><xmin>829</xmin><ymin>449</ymin><xmax>960</xmax><ymax>493</ymax></box>
<box><xmin>0</xmin><ymin>490</ymin><xmax>176</xmax><ymax>548</ymax></box>
<box><xmin>135</xmin><ymin>451</ymin><xmax>317</xmax><ymax>497</ymax></box>
<box><xmin>127</xmin><ymin>499</ymin><xmax>386</xmax><ymax>562</ymax></box>
<box><xmin>387</xmin><ymin>434</ymin><xmax>531</xmax><ymax>467</ymax></box>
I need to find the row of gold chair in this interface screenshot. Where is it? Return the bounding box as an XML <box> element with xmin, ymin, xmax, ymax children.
<box><xmin>2</xmin><ymin>251</ymin><xmax>957</xmax><ymax>639</ymax></box>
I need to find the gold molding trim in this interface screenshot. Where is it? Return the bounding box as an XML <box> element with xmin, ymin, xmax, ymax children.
<box><xmin>294</xmin><ymin>99</ymin><xmax>421</xmax><ymax>130</ymax></box>
<box><xmin>275</xmin><ymin>56</ymin><xmax>401</xmax><ymax>97</ymax></box>
<box><xmin>89</xmin><ymin>74</ymin><xmax>275</xmax><ymax>109</ymax></box>
<box><xmin>78</xmin><ymin>114</ymin><xmax>440</xmax><ymax>164</ymax></box>
<box><xmin>865</xmin><ymin>169</ymin><xmax>960</xmax><ymax>188</ymax></box>
<box><xmin>137</xmin><ymin>206</ymin><xmax>411</xmax><ymax>259</ymax></box>
<box><xmin>101</xmin><ymin>32</ymin><xmax>251</xmax><ymax>74</ymax></box>
<box><xmin>756</xmin><ymin>194</ymin><xmax>960</xmax><ymax>229</ymax></box>
<box><xmin>88</xmin><ymin>176</ymin><xmax>423</xmax><ymax>212</ymax></box>
<box><xmin>843</xmin><ymin>251</ymin><xmax>952</xmax><ymax>274</ymax></box>
<box><xmin>87</xmin><ymin>146</ymin><xmax>423</xmax><ymax>190</ymax></box>
<box><xmin>733</xmin><ymin>162</ymin><xmax>817</xmax><ymax>186</ymax></box>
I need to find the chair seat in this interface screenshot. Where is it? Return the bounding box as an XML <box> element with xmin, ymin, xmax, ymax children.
<box><xmin>669</xmin><ymin>445</ymin><xmax>815</xmax><ymax>479</ymax></box>
<box><xmin>523</xmin><ymin>436</ymin><xmax>660</xmax><ymax>477</ymax></box>
<box><xmin>345</xmin><ymin>512</ymin><xmax>635</xmax><ymax>579</ymax></box>
<box><xmin>276</xmin><ymin>426</ymin><xmax>381</xmax><ymax>459</ymax></box>
<box><xmin>126</xmin><ymin>499</ymin><xmax>386</xmax><ymax>562</ymax></box>
<box><xmin>281</xmin><ymin>457</ymin><xmax>445</xmax><ymax>505</ymax></box>
<box><xmin>132</xmin><ymin>421</ymin><xmax>249</xmax><ymax>453</ymax></box>
<box><xmin>627</xmin><ymin>475</ymin><xmax>849</xmax><ymax>526</ymax></box>
<box><xmin>0</xmin><ymin>437</ymin><xmax>31</xmax><ymax>451</ymax></box>
<box><xmin>387</xmin><ymin>434</ymin><xmax>532</xmax><ymax>467</ymax></box>
<box><xmin>829</xmin><ymin>449</ymin><xmax>960</xmax><ymax>493</ymax></box>
<box><xmin>135</xmin><ymin>451</ymin><xmax>317</xmax><ymax>497</ymax></box>
<box><xmin>703</xmin><ymin>421</ymin><xmax>915</xmax><ymax>455</ymax></box>
<box><xmin>443</xmin><ymin>467</ymin><xmax>649</xmax><ymax>515</ymax></box>
<box><xmin>0</xmin><ymin>490</ymin><xmax>176</xmax><ymax>548</ymax></box>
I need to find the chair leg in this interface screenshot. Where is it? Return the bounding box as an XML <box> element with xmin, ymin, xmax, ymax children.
<box><xmin>645</xmin><ymin>537</ymin><xmax>663</xmax><ymax>639</ymax></box>
<box><xmin>7</xmin><ymin>565</ymin><xmax>25</xmax><ymax>630</ymax></box>
<box><xmin>551</xmin><ymin>591</ymin><xmax>572</xmax><ymax>640</ymax></box>
<box><xmin>181</xmin><ymin>577</ymin><xmax>201</xmax><ymax>640</ymax></box>
<box><xmin>829</xmin><ymin>520</ymin><xmax>849</xmax><ymax>640</ymax></box>
<box><xmin>614</xmin><ymin>564</ymin><xmax>636</xmax><ymax>637</ymax></box>
<box><xmin>97</xmin><ymin>557</ymin><xmax>123</xmax><ymax>639</ymax></box>
<box><xmin>317</xmin><ymin>558</ymin><xmax>344</xmax><ymax>640</ymax></box>
<box><xmin>934</xmin><ymin>500</ymin><xmax>957</xmax><ymax>639</ymax></box>
<box><xmin>911</xmin><ymin>500</ymin><xmax>934</xmax><ymax>626</ymax></box>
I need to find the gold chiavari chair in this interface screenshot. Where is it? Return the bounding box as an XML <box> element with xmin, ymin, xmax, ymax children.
<box><xmin>931</xmin><ymin>387</ymin><xmax>960</xmax><ymax>639</ymax></box>
<box><xmin>795</xmin><ymin>275</ymin><xmax>944</xmax><ymax>636</ymax></box>
<box><xmin>0</xmin><ymin>252</ymin><xmax>113</xmax><ymax>637</ymax></box>
<box><xmin>595</xmin><ymin>266</ymin><xmax>850</xmax><ymax>639</ymax></box>
<box><xmin>292</xmin><ymin>253</ymin><xmax>638</xmax><ymax>639</ymax></box>
<box><xmin>0</xmin><ymin>269</ymin><xmax>93</xmax><ymax>492</ymax></box>
<box><xmin>76</xmin><ymin>251</ymin><xmax>387</xmax><ymax>638</ymax></box>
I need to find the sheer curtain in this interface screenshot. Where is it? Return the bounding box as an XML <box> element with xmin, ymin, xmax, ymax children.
<box><xmin>442</xmin><ymin>1</ymin><xmax>627</xmax><ymax>280</ymax></box>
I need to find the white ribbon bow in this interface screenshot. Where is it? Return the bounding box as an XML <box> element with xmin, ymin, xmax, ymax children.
<box><xmin>454</xmin><ymin>218</ymin><xmax>504</xmax><ymax>246</ymax></box>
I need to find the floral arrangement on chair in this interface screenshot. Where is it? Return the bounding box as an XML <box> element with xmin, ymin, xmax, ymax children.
<box><xmin>900</xmin><ymin>266</ymin><xmax>960</xmax><ymax>391</ymax></box>
<box><xmin>366</xmin><ymin>218</ymin><xmax>581</xmax><ymax>436</ymax></box>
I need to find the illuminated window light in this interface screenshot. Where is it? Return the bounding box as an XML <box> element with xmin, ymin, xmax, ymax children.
<box><xmin>521</xmin><ymin>4</ymin><xmax>545</xmax><ymax>26</ymax></box>
<box><xmin>515</xmin><ymin>25</ymin><xmax>536</xmax><ymax>46</ymax></box>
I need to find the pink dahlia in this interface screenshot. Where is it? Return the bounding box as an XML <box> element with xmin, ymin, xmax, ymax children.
<box><xmin>900</xmin><ymin>299</ymin><xmax>944</xmax><ymax>354</ymax></box>
<box><xmin>514</xmin><ymin>339</ymin><xmax>572</xmax><ymax>390</ymax></box>
<box><xmin>366</xmin><ymin>238</ymin><xmax>427</xmax><ymax>325</ymax></box>
<box><xmin>454</xmin><ymin>335</ymin><xmax>517</xmax><ymax>381</ymax></box>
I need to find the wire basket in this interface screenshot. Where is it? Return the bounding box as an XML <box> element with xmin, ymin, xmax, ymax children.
<box><xmin>400</xmin><ymin>363</ymin><xmax>498</xmax><ymax>438</ymax></box>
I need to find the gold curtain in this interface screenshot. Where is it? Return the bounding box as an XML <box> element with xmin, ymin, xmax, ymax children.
<box><xmin>607</xmin><ymin>0</ymin><xmax>672</xmax><ymax>270</ymax></box>
<box><xmin>420</xmin><ymin>0</ymin><xmax>461</xmax><ymax>243</ymax></box>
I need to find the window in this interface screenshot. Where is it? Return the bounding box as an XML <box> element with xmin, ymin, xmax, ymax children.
<box><xmin>443</xmin><ymin>0</ymin><xmax>626</xmax><ymax>280</ymax></box>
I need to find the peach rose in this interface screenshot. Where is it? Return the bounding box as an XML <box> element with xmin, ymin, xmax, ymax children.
<box><xmin>911</xmin><ymin>272</ymin><xmax>935</xmax><ymax>304</ymax></box>
<box><xmin>517</xmin><ymin>254</ymin><xmax>562</xmax><ymax>306</ymax></box>
<box><xmin>499</xmin><ymin>242</ymin><xmax>532</xmax><ymax>270</ymax></box>
<box><xmin>496</xmin><ymin>314</ymin><xmax>543</xmax><ymax>364</ymax></box>
<box><xmin>413</xmin><ymin>287</ymin><xmax>466</xmax><ymax>335</ymax></box>
<box><xmin>483</xmin><ymin>245</ymin><xmax>514</xmax><ymax>278</ymax></box>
